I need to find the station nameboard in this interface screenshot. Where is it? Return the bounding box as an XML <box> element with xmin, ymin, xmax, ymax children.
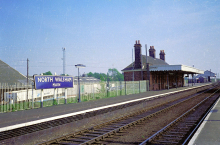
<box><xmin>34</xmin><ymin>75</ymin><xmax>74</xmax><ymax>90</ymax></box>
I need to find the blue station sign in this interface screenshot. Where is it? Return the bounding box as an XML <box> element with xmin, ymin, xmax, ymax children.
<box><xmin>34</xmin><ymin>75</ymin><xmax>74</xmax><ymax>90</ymax></box>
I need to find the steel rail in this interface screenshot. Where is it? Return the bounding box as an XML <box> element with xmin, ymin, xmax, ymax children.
<box><xmin>139</xmin><ymin>87</ymin><xmax>220</xmax><ymax>145</ymax></box>
<box><xmin>43</xmin><ymin>85</ymin><xmax>214</xmax><ymax>145</ymax></box>
<box><xmin>1</xmin><ymin>84</ymin><xmax>212</xmax><ymax>144</ymax></box>
<box><xmin>1</xmin><ymin>83</ymin><xmax>211</xmax><ymax>134</ymax></box>
<box><xmin>41</xmin><ymin>95</ymin><xmax>187</xmax><ymax>145</ymax></box>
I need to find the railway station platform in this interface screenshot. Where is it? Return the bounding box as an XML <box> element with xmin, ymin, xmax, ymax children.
<box><xmin>0</xmin><ymin>83</ymin><xmax>212</xmax><ymax>132</ymax></box>
<box><xmin>189</xmin><ymin>95</ymin><xmax>220</xmax><ymax>145</ymax></box>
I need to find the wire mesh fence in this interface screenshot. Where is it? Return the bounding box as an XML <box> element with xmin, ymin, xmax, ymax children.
<box><xmin>0</xmin><ymin>80</ymin><xmax>149</xmax><ymax>113</ymax></box>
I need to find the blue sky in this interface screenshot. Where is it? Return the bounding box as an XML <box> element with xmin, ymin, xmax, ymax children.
<box><xmin>0</xmin><ymin>0</ymin><xmax>220</xmax><ymax>77</ymax></box>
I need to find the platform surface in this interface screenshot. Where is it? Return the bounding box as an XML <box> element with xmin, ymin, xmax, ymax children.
<box><xmin>0</xmin><ymin>83</ymin><xmax>210</xmax><ymax>130</ymax></box>
<box><xmin>189</xmin><ymin>95</ymin><xmax>220</xmax><ymax>145</ymax></box>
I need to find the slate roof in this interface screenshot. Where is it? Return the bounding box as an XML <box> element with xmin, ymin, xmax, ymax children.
<box><xmin>122</xmin><ymin>55</ymin><xmax>169</xmax><ymax>71</ymax></box>
<box><xmin>0</xmin><ymin>59</ymin><xmax>28</xmax><ymax>85</ymax></box>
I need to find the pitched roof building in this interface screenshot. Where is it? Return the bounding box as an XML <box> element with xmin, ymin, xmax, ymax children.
<box><xmin>195</xmin><ymin>70</ymin><xmax>216</xmax><ymax>82</ymax></box>
<box><xmin>0</xmin><ymin>59</ymin><xmax>28</xmax><ymax>85</ymax></box>
<box><xmin>122</xmin><ymin>40</ymin><xmax>204</xmax><ymax>90</ymax></box>
<box><xmin>196</xmin><ymin>70</ymin><xmax>216</xmax><ymax>78</ymax></box>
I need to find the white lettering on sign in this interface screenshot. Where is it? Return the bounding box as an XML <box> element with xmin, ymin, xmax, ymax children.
<box><xmin>53</xmin><ymin>83</ymin><xmax>61</xmax><ymax>87</ymax></box>
<box><xmin>38</xmin><ymin>77</ymin><xmax>53</xmax><ymax>83</ymax></box>
<box><xmin>55</xmin><ymin>77</ymin><xmax>72</xmax><ymax>82</ymax></box>
<box><xmin>65</xmin><ymin>78</ymin><xmax>72</xmax><ymax>82</ymax></box>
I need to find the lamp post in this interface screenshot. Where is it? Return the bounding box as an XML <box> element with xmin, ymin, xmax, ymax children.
<box><xmin>75</xmin><ymin>64</ymin><xmax>86</xmax><ymax>102</ymax></box>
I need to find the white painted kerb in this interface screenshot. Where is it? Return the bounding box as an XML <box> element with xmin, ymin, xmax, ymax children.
<box><xmin>188</xmin><ymin>95</ymin><xmax>220</xmax><ymax>145</ymax></box>
<box><xmin>0</xmin><ymin>83</ymin><xmax>211</xmax><ymax>132</ymax></box>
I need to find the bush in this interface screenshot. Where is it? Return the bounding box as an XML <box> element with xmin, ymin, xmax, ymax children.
<box><xmin>83</xmin><ymin>99</ymin><xmax>88</xmax><ymax>102</ymax></box>
<box><xmin>53</xmin><ymin>100</ymin><xmax>58</xmax><ymax>105</ymax></box>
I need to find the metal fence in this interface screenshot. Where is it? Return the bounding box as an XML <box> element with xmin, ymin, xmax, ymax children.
<box><xmin>0</xmin><ymin>80</ymin><xmax>149</xmax><ymax>113</ymax></box>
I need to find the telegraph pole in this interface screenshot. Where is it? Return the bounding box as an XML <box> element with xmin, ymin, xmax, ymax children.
<box><xmin>62</xmin><ymin>48</ymin><xmax>66</xmax><ymax>75</ymax></box>
<box><xmin>27</xmin><ymin>58</ymin><xmax>29</xmax><ymax>108</ymax></box>
<box><xmin>132</xmin><ymin>49</ymin><xmax>134</xmax><ymax>81</ymax></box>
<box><xmin>145</xmin><ymin>44</ymin><xmax>150</xmax><ymax>90</ymax></box>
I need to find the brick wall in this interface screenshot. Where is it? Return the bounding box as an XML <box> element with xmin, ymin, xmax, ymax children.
<box><xmin>124</xmin><ymin>71</ymin><xmax>142</xmax><ymax>81</ymax></box>
<box><xmin>124</xmin><ymin>71</ymin><xmax>184</xmax><ymax>91</ymax></box>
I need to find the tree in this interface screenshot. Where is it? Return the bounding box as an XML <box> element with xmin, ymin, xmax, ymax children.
<box><xmin>86</xmin><ymin>68</ymin><xmax>124</xmax><ymax>81</ymax></box>
<box><xmin>87</xmin><ymin>72</ymin><xmax>93</xmax><ymax>77</ymax></box>
<box><xmin>107</xmin><ymin>68</ymin><xmax>124</xmax><ymax>81</ymax></box>
<box><xmin>100</xmin><ymin>73</ymin><xmax>107</xmax><ymax>81</ymax></box>
<box><xmin>93</xmin><ymin>72</ymin><xmax>100</xmax><ymax>79</ymax></box>
<box><xmin>60</xmin><ymin>74</ymin><xmax>69</xmax><ymax>76</ymax></box>
<box><xmin>42</xmin><ymin>71</ymin><xmax>52</xmax><ymax>75</ymax></box>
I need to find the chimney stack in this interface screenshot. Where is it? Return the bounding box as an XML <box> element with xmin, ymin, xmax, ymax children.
<box><xmin>159</xmin><ymin>50</ymin><xmax>165</xmax><ymax>61</ymax></box>
<box><xmin>149</xmin><ymin>46</ymin><xmax>156</xmax><ymax>58</ymax></box>
<box><xmin>134</xmin><ymin>40</ymin><xmax>142</xmax><ymax>69</ymax></box>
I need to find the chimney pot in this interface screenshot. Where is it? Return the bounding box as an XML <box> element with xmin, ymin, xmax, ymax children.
<box><xmin>160</xmin><ymin>50</ymin><xmax>165</xmax><ymax>61</ymax></box>
<box><xmin>149</xmin><ymin>46</ymin><xmax>156</xmax><ymax>58</ymax></box>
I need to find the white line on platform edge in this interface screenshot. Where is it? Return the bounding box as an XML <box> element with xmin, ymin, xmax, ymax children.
<box><xmin>0</xmin><ymin>83</ymin><xmax>211</xmax><ymax>132</ymax></box>
<box><xmin>188</xmin><ymin>94</ymin><xmax>220</xmax><ymax>145</ymax></box>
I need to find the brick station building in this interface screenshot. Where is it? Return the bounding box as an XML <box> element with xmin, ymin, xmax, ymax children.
<box><xmin>122</xmin><ymin>40</ymin><xmax>204</xmax><ymax>91</ymax></box>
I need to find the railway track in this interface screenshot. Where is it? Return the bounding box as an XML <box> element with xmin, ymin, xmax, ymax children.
<box><xmin>40</xmin><ymin>83</ymin><xmax>220</xmax><ymax>145</ymax></box>
<box><xmin>0</xmin><ymin>84</ymin><xmax>210</xmax><ymax>144</ymax></box>
<box><xmin>140</xmin><ymin>87</ymin><xmax>220</xmax><ymax>145</ymax></box>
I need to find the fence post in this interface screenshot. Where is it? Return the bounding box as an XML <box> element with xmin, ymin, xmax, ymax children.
<box><xmin>65</xmin><ymin>88</ymin><xmax>67</xmax><ymax>104</ymax></box>
<box><xmin>92</xmin><ymin>81</ymin><xmax>94</xmax><ymax>99</ymax></box>
<box><xmin>107</xmin><ymin>81</ymin><xmax>109</xmax><ymax>97</ymax></box>
<box><xmin>119</xmin><ymin>81</ymin><xmax>121</xmax><ymax>96</ymax></box>
<box><xmin>9</xmin><ymin>87</ymin><xmax>12</xmax><ymax>111</ymax></box>
<box><xmin>5</xmin><ymin>84</ymin><xmax>7</xmax><ymax>112</ymax></box>
<box><xmin>32</xmin><ymin>82</ymin><xmax>34</xmax><ymax>109</ymax></box>
<box><xmin>125</xmin><ymin>81</ymin><xmax>126</xmax><ymax>95</ymax></box>
<box><xmin>115</xmin><ymin>81</ymin><xmax>117</xmax><ymax>97</ymax></box>
<box><xmin>12</xmin><ymin>91</ymin><xmax>16</xmax><ymax>111</ymax></box>
<box><xmin>57</xmin><ymin>88</ymin><xmax>59</xmax><ymax>104</ymax></box>
<box><xmin>54</xmin><ymin>88</ymin><xmax>56</xmax><ymax>105</ymax></box>
<box><xmin>146</xmin><ymin>80</ymin><xmax>148</xmax><ymax>91</ymax></box>
<box><xmin>132</xmin><ymin>81</ymin><xmax>134</xmax><ymax>94</ymax></box>
<box><xmin>139</xmin><ymin>81</ymin><xmax>140</xmax><ymax>93</ymax></box>
<box><xmin>2</xmin><ymin>84</ymin><xmax>4</xmax><ymax>112</ymax></box>
<box><xmin>41</xmin><ymin>89</ymin><xmax>43</xmax><ymax>108</ymax></box>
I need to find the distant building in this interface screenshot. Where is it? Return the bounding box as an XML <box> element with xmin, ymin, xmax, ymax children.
<box><xmin>196</xmin><ymin>70</ymin><xmax>216</xmax><ymax>82</ymax></box>
<box><xmin>122</xmin><ymin>40</ymin><xmax>204</xmax><ymax>90</ymax></box>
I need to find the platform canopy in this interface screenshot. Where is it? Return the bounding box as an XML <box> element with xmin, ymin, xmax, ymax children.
<box><xmin>149</xmin><ymin>64</ymin><xmax>204</xmax><ymax>74</ymax></box>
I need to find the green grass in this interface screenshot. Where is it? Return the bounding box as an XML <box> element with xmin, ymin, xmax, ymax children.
<box><xmin>0</xmin><ymin>101</ymin><xmax>33</xmax><ymax>112</ymax></box>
